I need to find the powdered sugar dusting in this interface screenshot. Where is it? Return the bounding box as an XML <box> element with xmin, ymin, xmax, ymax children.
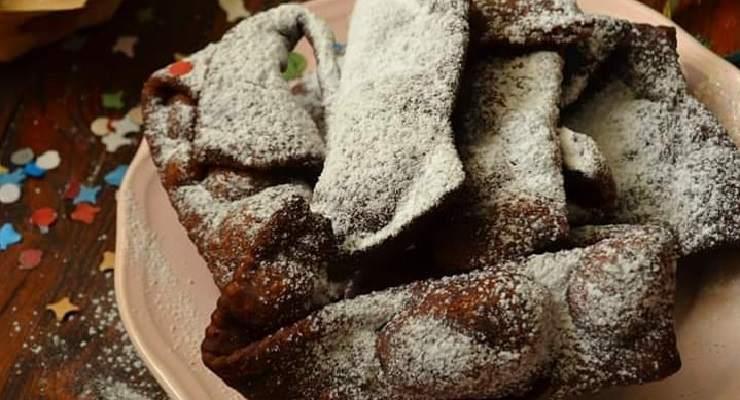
<box><xmin>311</xmin><ymin>0</ymin><xmax>468</xmax><ymax>254</ymax></box>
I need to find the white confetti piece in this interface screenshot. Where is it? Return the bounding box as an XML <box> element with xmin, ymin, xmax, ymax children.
<box><xmin>0</xmin><ymin>183</ymin><xmax>21</xmax><ymax>204</ymax></box>
<box><xmin>36</xmin><ymin>150</ymin><xmax>61</xmax><ymax>170</ymax></box>
<box><xmin>112</xmin><ymin>36</ymin><xmax>138</xmax><ymax>58</ymax></box>
<box><xmin>112</xmin><ymin>117</ymin><xmax>140</xmax><ymax>135</ymax></box>
<box><xmin>219</xmin><ymin>0</ymin><xmax>250</xmax><ymax>23</ymax></box>
<box><xmin>10</xmin><ymin>148</ymin><xmax>34</xmax><ymax>166</ymax></box>
<box><xmin>102</xmin><ymin>132</ymin><xmax>134</xmax><ymax>152</ymax></box>
<box><xmin>90</xmin><ymin>117</ymin><xmax>111</xmax><ymax>136</ymax></box>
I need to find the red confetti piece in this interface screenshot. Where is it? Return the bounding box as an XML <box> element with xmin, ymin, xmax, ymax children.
<box><xmin>64</xmin><ymin>179</ymin><xmax>81</xmax><ymax>200</ymax></box>
<box><xmin>31</xmin><ymin>207</ymin><xmax>58</xmax><ymax>228</ymax></box>
<box><xmin>19</xmin><ymin>249</ymin><xmax>43</xmax><ymax>270</ymax></box>
<box><xmin>71</xmin><ymin>203</ymin><xmax>101</xmax><ymax>224</ymax></box>
<box><xmin>169</xmin><ymin>60</ymin><xmax>193</xmax><ymax>76</ymax></box>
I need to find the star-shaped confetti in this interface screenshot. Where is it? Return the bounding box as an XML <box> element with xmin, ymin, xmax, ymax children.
<box><xmin>10</xmin><ymin>147</ymin><xmax>34</xmax><ymax>166</ymax></box>
<box><xmin>99</xmin><ymin>251</ymin><xmax>116</xmax><ymax>272</ymax></box>
<box><xmin>36</xmin><ymin>150</ymin><xmax>61</xmax><ymax>170</ymax></box>
<box><xmin>104</xmin><ymin>165</ymin><xmax>128</xmax><ymax>187</ymax></box>
<box><xmin>173</xmin><ymin>52</ymin><xmax>188</xmax><ymax>62</ymax></box>
<box><xmin>0</xmin><ymin>169</ymin><xmax>25</xmax><ymax>185</ymax></box>
<box><xmin>46</xmin><ymin>297</ymin><xmax>80</xmax><ymax>322</ymax></box>
<box><xmin>102</xmin><ymin>91</ymin><xmax>125</xmax><ymax>109</ymax></box>
<box><xmin>90</xmin><ymin>117</ymin><xmax>111</xmax><ymax>136</ymax></box>
<box><xmin>31</xmin><ymin>207</ymin><xmax>58</xmax><ymax>231</ymax></box>
<box><xmin>219</xmin><ymin>0</ymin><xmax>250</xmax><ymax>22</ymax></box>
<box><xmin>112</xmin><ymin>36</ymin><xmax>138</xmax><ymax>58</ymax></box>
<box><xmin>19</xmin><ymin>249</ymin><xmax>42</xmax><ymax>270</ymax></box>
<box><xmin>0</xmin><ymin>223</ymin><xmax>22</xmax><ymax>250</ymax></box>
<box><xmin>137</xmin><ymin>7</ymin><xmax>154</xmax><ymax>23</ymax></box>
<box><xmin>168</xmin><ymin>60</ymin><xmax>193</xmax><ymax>77</ymax></box>
<box><xmin>282</xmin><ymin>52</ymin><xmax>307</xmax><ymax>81</ymax></box>
<box><xmin>0</xmin><ymin>183</ymin><xmax>21</xmax><ymax>204</ymax></box>
<box><xmin>64</xmin><ymin>179</ymin><xmax>81</xmax><ymax>200</ymax></box>
<box><xmin>102</xmin><ymin>131</ymin><xmax>134</xmax><ymax>152</ymax></box>
<box><xmin>23</xmin><ymin>162</ymin><xmax>46</xmax><ymax>178</ymax></box>
<box><xmin>0</xmin><ymin>165</ymin><xmax>8</xmax><ymax>174</ymax></box>
<box><xmin>73</xmin><ymin>185</ymin><xmax>100</xmax><ymax>204</ymax></box>
<box><xmin>71</xmin><ymin>203</ymin><xmax>100</xmax><ymax>224</ymax></box>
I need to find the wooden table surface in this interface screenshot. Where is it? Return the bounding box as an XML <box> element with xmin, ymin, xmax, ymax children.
<box><xmin>0</xmin><ymin>0</ymin><xmax>736</xmax><ymax>399</ymax></box>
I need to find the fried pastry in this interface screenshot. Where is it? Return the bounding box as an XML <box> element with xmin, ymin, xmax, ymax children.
<box><xmin>310</xmin><ymin>0</ymin><xmax>468</xmax><ymax>254</ymax></box>
<box><xmin>143</xmin><ymin>5</ymin><xmax>345</xmax><ymax>336</ymax></box>
<box><xmin>565</xmin><ymin>25</ymin><xmax>740</xmax><ymax>254</ymax></box>
<box><xmin>470</xmin><ymin>0</ymin><xmax>592</xmax><ymax>47</ymax></box>
<box><xmin>559</xmin><ymin>126</ymin><xmax>616</xmax><ymax>212</ymax></box>
<box><xmin>202</xmin><ymin>224</ymin><xmax>679</xmax><ymax>400</ymax></box>
<box><xmin>433</xmin><ymin>51</ymin><xmax>569</xmax><ymax>272</ymax></box>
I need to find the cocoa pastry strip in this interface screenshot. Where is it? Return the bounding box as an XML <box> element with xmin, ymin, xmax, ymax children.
<box><xmin>564</xmin><ymin>24</ymin><xmax>740</xmax><ymax>255</ymax></box>
<box><xmin>143</xmin><ymin>5</ymin><xmax>345</xmax><ymax>342</ymax></box>
<box><xmin>311</xmin><ymin>0</ymin><xmax>469</xmax><ymax>254</ymax></box>
<box><xmin>202</xmin><ymin>224</ymin><xmax>679</xmax><ymax>400</ymax></box>
<box><xmin>433</xmin><ymin>52</ymin><xmax>569</xmax><ymax>273</ymax></box>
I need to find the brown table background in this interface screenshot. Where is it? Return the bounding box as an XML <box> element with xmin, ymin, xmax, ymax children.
<box><xmin>0</xmin><ymin>0</ymin><xmax>737</xmax><ymax>399</ymax></box>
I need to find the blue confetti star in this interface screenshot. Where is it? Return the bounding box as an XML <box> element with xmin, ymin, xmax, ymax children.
<box><xmin>23</xmin><ymin>162</ymin><xmax>46</xmax><ymax>178</ymax></box>
<box><xmin>0</xmin><ymin>223</ymin><xmax>22</xmax><ymax>251</ymax></box>
<box><xmin>104</xmin><ymin>165</ymin><xmax>129</xmax><ymax>188</ymax></box>
<box><xmin>333</xmin><ymin>42</ymin><xmax>346</xmax><ymax>54</ymax></box>
<box><xmin>73</xmin><ymin>185</ymin><xmax>101</xmax><ymax>205</ymax></box>
<box><xmin>0</xmin><ymin>169</ymin><xmax>26</xmax><ymax>185</ymax></box>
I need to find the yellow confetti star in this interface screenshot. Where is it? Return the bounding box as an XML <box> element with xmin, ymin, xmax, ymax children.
<box><xmin>173</xmin><ymin>52</ymin><xmax>189</xmax><ymax>62</ymax></box>
<box><xmin>46</xmin><ymin>297</ymin><xmax>80</xmax><ymax>322</ymax></box>
<box><xmin>219</xmin><ymin>0</ymin><xmax>250</xmax><ymax>22</ymax></box>
<box><xmin>0</xmin><ymin>165</ymin><xmax>7</xmax><ymax>174</ymax></box>
<box><xmin>99</xmin><ymin>251</ymin><xmax>116</xmax><ymax>272</ymax></box>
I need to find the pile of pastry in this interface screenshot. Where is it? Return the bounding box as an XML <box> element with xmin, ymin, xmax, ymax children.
<box><xmin>141</xmin><ymin>0</ymin><xmax>740</xmax><ymax>399</ymax></box>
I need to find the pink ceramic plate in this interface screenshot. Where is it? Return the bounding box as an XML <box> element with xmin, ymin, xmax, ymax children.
<box><xmin>115</xmin><ymin>1</ymin><xmax>740</xmax><ymax>399</ymax></box>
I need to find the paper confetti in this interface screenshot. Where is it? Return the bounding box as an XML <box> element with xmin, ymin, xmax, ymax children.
<box><xmin>219</xmin><ymin>0</ymin><xmax>250</xmax><ymax>22</ymax></box>
<box><xmin>282</xmin><ymin>52</ymin><xmax>307</xmax><ymax>81</ymax></box>
<box><xmin>71</xmin><ymin>204</ymin><xmax>101</xmax><ymax>224</ymax></box>
<box><xmin>102</xmin><ymin>131</ymin><xmax>134</xmax><ymax>152</ymax></box>
<box><xmin>99</xmin><ymin>251</ymin><xmax>116</xmax><ymax>272</ymax></box>
<box><xmin>46</xmin><ymin>297</ymin><xmax>80</xmax><ymax>322</ymax></box>
<box><xmin>111</xmin><ymin>117</ymin><xmax>139</xmax><ymax>135</ymax></box>
<box><xmin>19</xmin><ymin>249</ymin><xmax>43</xmax><ymax>270</ymax></box>
<box><xmin>127</xmin><ymin>106</ymin><xmax>143</xmax><ymax>125</ymax></box>
<box><xmin>168</xmin><ymin>60</ymin><xmax>193</xmax><ymax>77</ymax></box>
<box><xmin>74</xmin><ymin>185</ymin><xmax>101</xmax><ymax>205</ymax></box>
<box><xmin>173</xmin><ymin>52</ymin><xmax>188</xmax><ymax>62</ymax></box>
<box><xmin>35</xmin><ymin>150</ymin><xmax>61</xmax><ymax>170</ymax></box>
<box><xmin>31</xmin><ymin>207</ymin><xmax>58</xmax><ymax>229</ymax></box>
<box><xmin>104</xmin><ymin>165</ymin><xmax>128</xmax><ymax>188</ymax></box>
<box><xmin>10</xmin><ymin>147</ymin><xmax>34</xmax><ymax>166</ymax></box>
<box><xmin>0</xmin><ymin>223</ymin><xmax>22</xmax><ymax>250</ymax></box>
<box><xmin>0</xmin><ymin>165</ymin><xmax>7</xmax><ymax>174</ymax></box>
<box><xmin>0</xmin><ymin>184</ymin><xmax>21</xmax><ymax>204</ymax></box>
<box><xmin>112</xmin><ymin>36</ymin><xmax>138</xmax><ymax>58</ymax></box>
<box><xmin>64</xmin><ymin>179</ymin><xmax>81</xmax><ymax>200</ymax></box>
<box><xmin>90</xmin><ymin>117</ymin><xmax>112</xmax><ymax>136</ymax></box>
<box><xmin>333</xmin><ymin>42</ymin><xmax>346</xmax><ymax>54</ymax></box>
<box><xmin>102</xmin><ymin>91</ymin><xmax>125</xmax><ymax>109</ymax></box>
<box><xmin>0</xmin><ymin>169</ymin><xmax>25</xmax><ymax>185</ymax></box>
<box><xmin>23</xmin><ymin>162</ymin><xmax>46</xmax><ymax>178</ymax></box>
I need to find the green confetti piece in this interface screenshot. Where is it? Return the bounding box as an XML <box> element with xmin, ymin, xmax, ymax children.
<box><xmin>282</xmin><ymin>52</ymin><xmax>307</xmax><ymax>81</ymax></box>
<box><xmin>102</xmin><ymin>91</ymin><xmax>125</xmax><ymax>110</ymax></box>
